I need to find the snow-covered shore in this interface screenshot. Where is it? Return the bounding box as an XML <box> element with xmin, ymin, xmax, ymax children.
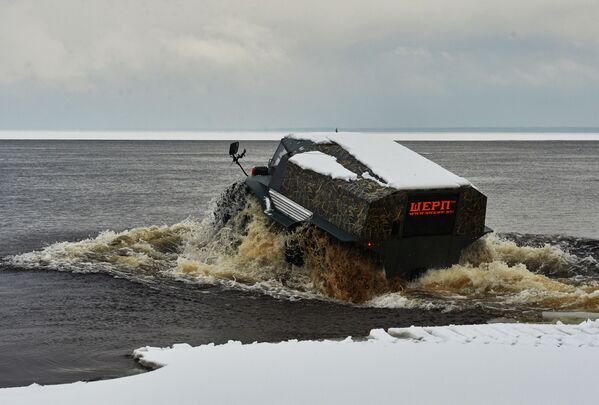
<box><xmin>2</xmin><ymin>321</ymin><xmax>598</xmax><ymax>405</ymax></box>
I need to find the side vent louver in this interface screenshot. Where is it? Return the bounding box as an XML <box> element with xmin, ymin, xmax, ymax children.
<box><xmin>268</xmin><ymin>190</ymin><xmax>312</xmax><ymax>222</ymax></box>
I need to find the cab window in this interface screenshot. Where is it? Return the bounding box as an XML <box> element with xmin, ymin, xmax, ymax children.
<box><xmin>269</xmin><ymin>142</ymin><xmax>287</xmax><ymax>168</ymax></box>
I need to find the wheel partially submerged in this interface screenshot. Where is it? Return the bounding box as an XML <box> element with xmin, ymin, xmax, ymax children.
<box><xmin>228</xmin><ymin>133</ymin><xmax>492</xmax><ymax>279</ymax></box>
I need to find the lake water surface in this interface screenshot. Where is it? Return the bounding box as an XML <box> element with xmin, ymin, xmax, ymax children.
<box><xmin>1</xmin><ymin>140</ymin><xmax>598</xmax><ymax>387</ymax></box>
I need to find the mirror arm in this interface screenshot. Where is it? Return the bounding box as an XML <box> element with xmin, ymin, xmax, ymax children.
<box><xmin>231</xmin><ymin>150</ymin><xmax>248</xmax><ymax>176</ymax></box>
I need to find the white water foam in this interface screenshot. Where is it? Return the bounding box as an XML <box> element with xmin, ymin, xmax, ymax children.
<box><xmin>5</xmin><ymin>187</ymin><xmax>598</xmax><ymax>312</ymax></box>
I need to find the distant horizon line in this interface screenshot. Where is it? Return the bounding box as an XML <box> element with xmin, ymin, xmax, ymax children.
<box><xmin>1</xmin><ymin>129</ymin><xmax>598</xmax><ymax>141</ymax></box>
<box><xmin>2</xmin><ymin>127</ymin><xmax>599</xmax><ymax>133</ymax></box>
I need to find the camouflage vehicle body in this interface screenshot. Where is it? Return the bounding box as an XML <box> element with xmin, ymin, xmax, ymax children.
<box><xmin>242</xmin><ymin>136</ymin><xmax>491</xmax><ymax>278</ymax></box>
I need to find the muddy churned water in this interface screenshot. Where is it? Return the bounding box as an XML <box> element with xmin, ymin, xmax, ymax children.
<box><xmin>1</xmin><ymin>139</ymin><xmax>598</xmax><ymax>387</ymax></box>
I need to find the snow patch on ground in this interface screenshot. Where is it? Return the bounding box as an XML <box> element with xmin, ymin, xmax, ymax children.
<box><xmin>288</xmin><ymin>132</ymin><xmax>471</xmax><ymax>190</ymax></box>
<box><xmin>2</xmin><ymin>321</ymin><xmax>599</xmax><ymax>405</ymax></box>
<box><xmin>289</xmin><ymin>150</ymin><xmax>358</xmax><ymax>181</ymax></box>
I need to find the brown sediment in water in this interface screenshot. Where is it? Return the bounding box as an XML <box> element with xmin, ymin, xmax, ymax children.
<box><xmin>414</xmin><ymin>261</ymin><xmax>572</xmax><ymax>297</ymax></box>
<box><xmin>236</xmin><ymin>209</ymin><xmax>286</xmax><ymax>267</ymax></box>
<box><xmin>108</xmin><ymin>224</ymin><xmax>190</xmax><ymax>256</ymax></box>
<box><xmin>302</xmin><ymin>228</ymin><xmax>404</xmax><ymax>303</ymax></box>
<box><xmin>173</xmin><ymin>199</ymin><xmax>296</xmax><ymax>286</ymax></box>
<box><xmin>175</xmin><ymin>198</ymin><xmax>403</xmax><ymax>302</ymax></box>
<box><xmin>8</xmin><ymin>186</ymin><xmax>599</xmax><ymax>312</ymax></box>
<box><xmin>407</xmin><ymin>237</ymin><xmax>599</xmax><ymax>311</ymax></box>
<box><xmin>537</xmin><ymin>292</ymin><xmax>599</xmax><ymax>311</ymax></box>
<box><xmin>459</xmin><ymin>235</ymin><xmax>571</xmax><ymax>275</ymax></box>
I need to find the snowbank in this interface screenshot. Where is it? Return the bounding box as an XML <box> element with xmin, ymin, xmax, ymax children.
<box><xmin>289</xmin><ymin>151</ymin><xmax>358</xmax><ymax>181</ymax></box>
<box><xmin>288</xmin><ymin>132</ymin><xmax>471</xmax><ymax>189</ymax></box>
<box><xmin>2</xmin><ymin>321</ymin><xmax>599</xmax><ymax>405</ymax></box>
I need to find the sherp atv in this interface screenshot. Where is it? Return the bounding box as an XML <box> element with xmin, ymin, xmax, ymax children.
<box><xmin>228</xmin><ymin>133</ymin><xmax>491</xmax><ymax>279</ymax></box>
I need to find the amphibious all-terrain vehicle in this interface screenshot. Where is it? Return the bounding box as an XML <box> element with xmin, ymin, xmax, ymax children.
<box><xmin>229</xmin><ymin>133</ymin><xmax>491</xmax><ymax>278</ymax></box>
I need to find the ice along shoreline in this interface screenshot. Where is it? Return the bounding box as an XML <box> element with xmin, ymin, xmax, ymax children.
<box><xmin>2</xmin><ymin>320</ymin><xmax>599</xmax><ymax>405</ymax></box>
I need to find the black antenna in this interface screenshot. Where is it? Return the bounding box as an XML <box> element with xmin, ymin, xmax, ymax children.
<box><xmin>228</xmin><ymin>141</ymin><xmax>248</xmax><ymax>176</ymax></box>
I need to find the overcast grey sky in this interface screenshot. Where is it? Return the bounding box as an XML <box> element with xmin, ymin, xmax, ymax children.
<box><xmin>1</xmin><ymin>0</ymin><xmax>598</xmax><ymax>130</ymax></box>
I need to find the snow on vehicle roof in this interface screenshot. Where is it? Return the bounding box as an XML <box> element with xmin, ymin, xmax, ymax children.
<box><xmin>288</xmin><ymin>151</ymin><xmax>358</xmax><ymax>182</ymax></box>
<box><xmin>287</xmin><ymin>132</ymin><xmax>471</xmax><ymax>190</ymax></box>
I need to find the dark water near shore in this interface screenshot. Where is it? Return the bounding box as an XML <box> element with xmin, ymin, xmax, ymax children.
<box><xmin>1</xmin><ymin>140</ymin><xmax>598</xmax><ymax>388</ymax></box>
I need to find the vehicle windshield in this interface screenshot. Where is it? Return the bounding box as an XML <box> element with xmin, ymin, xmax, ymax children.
<box><xmin>269</xmin><ymin>142</ymin><xmax>287</xmax><ymax>168</ymax></box>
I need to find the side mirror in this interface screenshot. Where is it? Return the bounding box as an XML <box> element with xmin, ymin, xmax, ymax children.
<box><xmin>229</xmin><ymin>141</ymin><xmax>239</xmax><ymax>156</ymax></box>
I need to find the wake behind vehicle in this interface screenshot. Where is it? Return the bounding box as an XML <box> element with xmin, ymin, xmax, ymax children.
<box><xmin>229</xmin><ymin>133</ymin><xmax>491</xmax><ymax>279</ymax></box>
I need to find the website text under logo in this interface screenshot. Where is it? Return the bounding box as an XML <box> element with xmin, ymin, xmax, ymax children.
<box><xmin>409</xmin><ymin>200</ymin><xmax>456</xmax><ymax>216</ymax></box>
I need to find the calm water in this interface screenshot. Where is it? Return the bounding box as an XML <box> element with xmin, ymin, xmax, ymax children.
<box><xmin>1</xmin><ymin>140</ymin><xmax>598</xmax><ymax>388</ymax></box>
